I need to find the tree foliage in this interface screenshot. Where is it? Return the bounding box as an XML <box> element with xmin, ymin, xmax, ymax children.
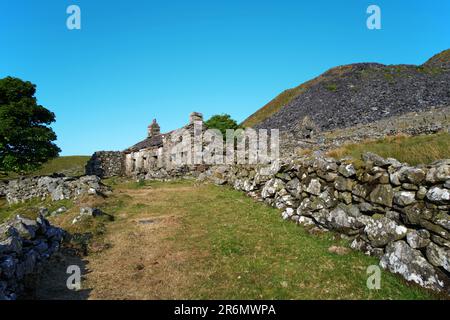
<box><xmin>204</xmin><ymin>114</ymin><xmax>240</xmax><ymax>136</ymax></box>
<box><xmin>0</xmin><ymin>76</ymin><xmax>60</xmax><ymax>174</ymax></box>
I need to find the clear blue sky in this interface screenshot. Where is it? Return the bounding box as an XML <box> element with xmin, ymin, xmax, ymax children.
<box><xmin>1</xmin><ymin>0</ymin><xmax>449</xmax><ymax>156</ymax></box>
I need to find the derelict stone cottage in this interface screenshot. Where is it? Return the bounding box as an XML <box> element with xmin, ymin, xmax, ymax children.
<box><xmin>86</xmin><ymin>112</ymin><xmax>208</xmax><ymax>179</ymax></box>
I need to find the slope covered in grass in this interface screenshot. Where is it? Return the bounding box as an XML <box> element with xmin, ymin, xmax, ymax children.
<box><xmin>1</xmin><ymin>156</ymin><xmax>90</xmax><ymax>179</ymax></box>
<box><xmin>36</xmin><ymin>180</ymin><xmax>438</xmax><ymax>299</ymax></box>
<box><xmin>327</xmin><ymin>132</ymin><xmax>450</xmax><ymax>166</ymax></box>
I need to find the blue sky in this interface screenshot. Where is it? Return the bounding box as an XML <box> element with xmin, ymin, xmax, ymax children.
<box><xmin>0</xmin><ymin>0</ymin><xmax>449</xmax><ymax>155</ymax></box>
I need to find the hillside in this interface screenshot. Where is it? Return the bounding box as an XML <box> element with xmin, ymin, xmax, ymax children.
<box><xmin>0</xmin><ymin>156</ymin><xmax>90</xmax><ymax>179</ymax></box>
<box><xmin>242</xmin><ymin>49</ymin><xmax>450</xmax><ymax>131</ymax></box>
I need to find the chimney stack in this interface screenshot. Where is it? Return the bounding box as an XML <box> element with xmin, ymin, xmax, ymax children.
<box><xmin>189</xmin><ymin>112</ymin><xmax>203</xmax><ymax>124</ymax></box>
<box><xmin>148</xmin><ymin>119</ymin><xmax>160</xmax><ymax>137</ymax></box>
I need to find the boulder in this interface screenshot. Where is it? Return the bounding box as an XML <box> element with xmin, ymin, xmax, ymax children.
<box><xmin>380</xmin><ymin>241</ymin><xmax>445</xmax><ymax>292</ymax></box>
<box><xmin>402</xmin><ymin>167</ymin><xmax>426</xmax><ymax>185</ymax></box>
<box><xmin>426</xmin><ymin>187</ymin><xmax>450</xmax><ymax>204</ymax></box>
<box><xmin>311</xmin><ymin>207</ymin><xmax>362</xmax><ymax>234</ymax></box>
<box><xmin>285</xmin><ymin>178</ymin><xmax>302</xmax><ymax>197</ymax></box>
<box><xmin>334</xmin><ymin>176</ymin><xmax>354</xmax><ymax>192</ymax></box>
<box><xmin>352</xmin><ymin>184</ymin><xmax>369</xmax><ymax>199</ymax></box>
<box><xmin>444</xmin><ymin>180</ymin><xmax>450</xmax><ymax>189</ymax></box>
<box><xmin>9</xmin><ymin>216</ymin><xmax>37</xmax><ymax>240</ymax></box>
<box><xmin>431</xmin><ymin>235</ymin><xmax>450</xmax><ymax>249</ymax></box>
<box><xmin>406</xmin><ymin>229</ymin><xmax>431</xmax><ymax>249</ymax></box>
<box><xmin>0</xmin><ymin>236</ymin><xmax>22</xmax><ymax>255</ymax></box>
<box><xmin>390</xmin><ymin>166</ymin><xmax>426</xmax><ymax>185</ymax></box>
<box><xmin>362</xmin><ymin>152</ymin><xmax>392</xmax><ymax>167</ymax></box>
<box><xmin>432</xmin><ymin>212</ymin><xmax>450</xmax><ymax>231</ymax></box>
<box><xmin>51</xmin><ymin>206</ymin><xmax>68</xmax><ymax>217</ymax></box>
<box><xmin>416</xmin><ymin>186</ymin><xmax>428</xmax><ymax>200</ymax></box>
<box><xmin>426</xmin><ymin>162</ymin><xmax>450</xmax><ymax>183</ymax></box>
<box><xmin>393</xmin><ymin>191</ymin><xmax>416</xmax><ymax>206</ymax></box>
<box><xmin>402</xmin><ymin>202</ymin><xmax>433</xmax><ymax>225</ymax></box>
<box><xmin>305</xmin><ymin>179</ymin><xmax>321</xmax><ymax>196</ymax></box>
<box><xmin>426</xmin><ymin>242</ymin><xmax>450</xmax><ymax>272</ymax></box>
<box><xmin>338</xmin><ymin>163</ymin><xmax>356</xmax><ymax>178</ymax></box>
<box><xmin>261</xmin><ymin>178</ymin><xmax>284</xmax><ymax>199</ymax></box>
<box><xmin>298</xmin><ymin>216</ymin><xmax>316</xmax><ymax>227</ymax></box>
<box><xmin>312</xmin><ymin>157</ymin><xmax>338</xmax><ymax>172</ymax></box>
<box><xmin>364</xmin><ymin>217</ymin><xmax>407</xmax><ymax>247</ymax></box>
<box><xmin>281</xmin><ymin>208</ymin><xmax>295</xmax><ymax>220</ymax></box>
<box><xmin>369</xmin><ymin>184</ymin><xmax>394</xmax><ymax>207</ymax></box>
<box><xmin>420</xmin><ymin>220</ymin><xmax>450</xmax><ymax>240</ymax></box>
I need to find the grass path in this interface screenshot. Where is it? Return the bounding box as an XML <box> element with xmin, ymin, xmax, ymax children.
<box><xmin>38</xmin><ymin>180</ymin><xmax>435</xmax><ymax>299</ymax></box>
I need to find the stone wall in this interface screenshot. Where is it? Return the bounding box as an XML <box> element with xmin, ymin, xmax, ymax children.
<box><xmin>3</xmin><ymin>175</ymin><xmax>110</xmax><ymax>204</ymax></box>
<box><xmin>0</xmin><ymin>180</ymin><xmax>7</xmax><ymax>197</ymax></box>
<box><xmin>85</xmin><ymin>151</ymin><xmax>125</xmax><ymax>178</ymax></box>
<box><xmin>199</xmin><ymin>153</ymin><xmax>450</xmax><ymax>293</ymax></box>
<box><xmin>0</xmin><ymin>215</ymin><xmax>65</xmax><ymax>300</ymax></box>
<box><xmin>123</xmin><ymin>121</ymin><xmax>208</xmax><ymax>178</ymax></box>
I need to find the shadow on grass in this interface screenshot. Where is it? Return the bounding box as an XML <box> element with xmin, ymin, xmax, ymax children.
<box><xmin>31</xmin><ymin>248</ymin><xmax>92</xmax><ymax>300</ymax></box>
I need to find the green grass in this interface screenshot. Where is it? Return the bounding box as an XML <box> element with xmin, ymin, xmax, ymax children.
<box><xmin>5</xmin><ymin>179</ymin><xmax>438</xmax><ymax>299</ymax></box>
<box><xmin>0</xmin><ymin>156</ymin><xmax>90</xmax><ymax>180</ymax></box>
<box><xmin>157</xmin><ymin>181</ymin><xmax>436</xmax><ymax>299</ymax></box>
<box><xmin>327</xmin><ymin>132</ymin><xmax>450</xmax><ymax>166</ymax></box>
<box><xmin>0</xmin><ymin>197</ymin><xmax>74</xmax><ymax>223</ymax></box>
<box><xmin>325</xmin><ymin>83</ymin><xmax>338</xmax><ymax>91</ymax></box>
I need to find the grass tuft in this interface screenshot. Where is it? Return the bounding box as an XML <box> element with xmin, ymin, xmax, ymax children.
<box><xmin>327</xmin><ymin>132</ymin><xmax>450</xmax><ymax>166</ymax></box>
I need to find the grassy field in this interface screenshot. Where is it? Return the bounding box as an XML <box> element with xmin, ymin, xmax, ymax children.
<box><xmin>327</xmin><ymin>132</ymin><xmax>450</xmax><ymax>166</ymax></box>
<box><xmin>33</xmin><ymin>179</ymin><xmax>438</xmax><ymax>300</ymax></box>
<box><xmin>0</xmin><ymin>156</ymin><xmax>90</xmax><ymax>180</ymax></box>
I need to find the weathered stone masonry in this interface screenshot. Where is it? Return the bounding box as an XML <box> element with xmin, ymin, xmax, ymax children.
<box><xmin>83</xmin><ymin>111</ymin><xmax>450</xmax><ymax>293</ymax></box>
<box><xmin>199</xmin><ymin>153</ymin><xmax>450</xmax><ymax>293</ymax></box>
<box><xmin>87</xmin><ymin>112</ymin><xmax>210</xmax><ymax>179</ymax></box>
<box><xmin>0</xmin><ymin>215</ymin><xmax>65</xmax><ymax>300</ymax></box>
<box><xmin>4</xmin><ymin>175</ymin><xmax>110</xmax><ymax>204</ymax></box>
<box><xmin>85</xmin><ymin>151</ymin><xmax>125</xmax><ymax>178</ymax></box>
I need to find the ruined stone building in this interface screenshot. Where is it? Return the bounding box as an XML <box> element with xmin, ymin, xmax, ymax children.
<box><xmin>86</xmin><ymin>112</ymin><xmax>208</xmax><ymax>179</ymax></box>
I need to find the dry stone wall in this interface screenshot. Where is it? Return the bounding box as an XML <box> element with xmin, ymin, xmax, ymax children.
<box><xmin>3</xmin><ymin>175</ymin><xmax>110</xmax><ymax>204</ymax></box>
<box><xmin>199</xmin><ymin>153</ymin><xmax>450</xmax><ymax>293</ymax></box>
<box><xmin>85</xmin><ymin>151</ymin><xmax>125</xmax><ymax>178</ymax></box>
<box><xmin>0</xmin><ymin>215</ymin><xmax>65</xmax><ymax>300</ymax></box>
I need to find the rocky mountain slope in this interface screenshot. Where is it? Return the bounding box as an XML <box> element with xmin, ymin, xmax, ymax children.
<box><xmin>244</xmin><ymin>49</ymin><xmax>450</xmax><ymax>133</ymax></box>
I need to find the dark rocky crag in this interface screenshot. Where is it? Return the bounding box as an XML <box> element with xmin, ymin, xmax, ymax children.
<box><xmin>253</xmin><ymin>49</ymin><xmax>450</xmax><ymax>135</ymax></box>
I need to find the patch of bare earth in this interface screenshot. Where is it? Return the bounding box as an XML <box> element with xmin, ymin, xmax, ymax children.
<box><xmin>36</xmin><ymin>185</ymin><xmax>203</xmax><ymax>300</ymax></box>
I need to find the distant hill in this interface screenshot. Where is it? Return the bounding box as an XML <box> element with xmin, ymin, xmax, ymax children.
<box><xmin>1</xmin><ymin>156</ymin><xmax>90</xmax><ymax>179</ymax></box>
<box><xmin>242</xmin><ymin>49</ymin><xmax>450</xmax><ymax>132</ymax></box>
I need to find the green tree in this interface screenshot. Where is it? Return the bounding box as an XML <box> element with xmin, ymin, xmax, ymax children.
<box><xmin>204</xmin><ymin>114</ymin><xmax>240</xmax><ymax>136</ymax></box>
<box><xmin>0</xmin><ymin>76</ymin><xmax>60</xmax><ymax>174</ymax></box>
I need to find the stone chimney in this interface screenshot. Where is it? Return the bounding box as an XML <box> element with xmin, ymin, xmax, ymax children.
<box><xmin>189</xmin><ymin>112</ymin><xmax>203</xmax><ymax>124</ymax></box>
<box><xmin>148</xmin><ymin>119</ymin><xmax>160</xmax><ymax>137</ymax></box>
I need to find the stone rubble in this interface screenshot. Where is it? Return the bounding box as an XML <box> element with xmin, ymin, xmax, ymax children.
<box><xmin>3</xmin><ymin>175</ymin><xmax>111</xmax><ymax>204</ymax></box>
<box><xmin>0</xmin><ymin>215</ymin><xmax>65</xmax><ymax>300</ymax></box>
